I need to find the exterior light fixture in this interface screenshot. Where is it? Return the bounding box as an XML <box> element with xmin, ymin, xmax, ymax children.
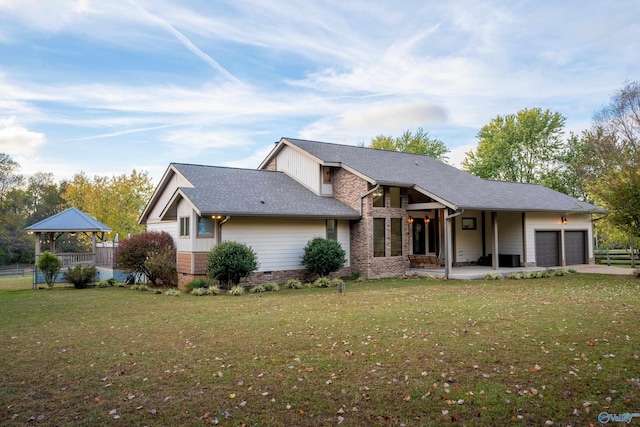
<box><xmin>425</xmin><ymin>217</ymin><xmax>430</xmax><ymax>223</ymax></box>
<box><xmin>561</xmin><ymin>216</ymin><xmax>567</xmax><ymax>225</ymax></box>
<box><xmin>407</xmin><ymin>215</ymin><xmax>414</xmax><ymax>224</ymax></box>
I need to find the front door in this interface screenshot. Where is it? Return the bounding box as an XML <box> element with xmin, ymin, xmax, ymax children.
<box><xmin>413</xmin><ymin>218</ymin><xmax>426</xmax><ymax>255</ymax></box>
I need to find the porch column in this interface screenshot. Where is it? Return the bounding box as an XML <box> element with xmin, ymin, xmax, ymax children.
<box><xmin>35</xmin><ymin>232</ymin><xmax>41</xmax><ymax>257</ymax></box>
<box><xmin>444</xmin><ymin>210</ymin><xmax>452</xmax><ymax>277</ymax></box>
<box><xmin>492</xmin><ymin>212</ymin><xmax>499</xmax><ymax>270</ymax></box>
<box><xmin>50</xmin><ymin>232</ymin><xmax>56</xmax><ymax>254</ymax></box>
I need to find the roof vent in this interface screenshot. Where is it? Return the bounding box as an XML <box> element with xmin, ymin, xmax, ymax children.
<box><xmin>260</xmin><ymin>200</ymin><xmax>265</xmax><ymax>204</ymax></box>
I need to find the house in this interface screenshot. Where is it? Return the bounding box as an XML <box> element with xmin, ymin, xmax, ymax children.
<box><xmin>139</xmin><ymin>138</ymin><xmax>605</xmax><ymax>286</ymax></box>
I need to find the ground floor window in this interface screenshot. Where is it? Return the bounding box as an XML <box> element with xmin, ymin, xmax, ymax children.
<box><xmin>391</xmin><ymin>218</ymin><xmax>402</xmax><ymax>256</ymax></box>
<box><xmin>197</xmin><ymin>216</ymin><xmax>214</xmax><ymax>238</ymax></box>
<box><xmin>179</xmin><ymin>216</ymin><xmax>190</xmax><ymax>237</ymax></box>
<box><xmin>374</xmin><ymin>218</ymin><xmax>385</xmax><ymax>257</ymax></box>
<box><xmin>326</xmin><ymin>219</ymin><xmax>337</xmax><ymax>241</ymax></box>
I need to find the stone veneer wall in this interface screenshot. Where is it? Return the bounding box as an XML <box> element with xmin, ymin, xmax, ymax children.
<box><xmin>332</xmin><ymin>168</ymin><xmax>410</xmax><ymax>279</ymax></box>
<box><xmin>262</xmin><ymin>157</ymin><xmax>276</xmax><ymax>171</ymax></box>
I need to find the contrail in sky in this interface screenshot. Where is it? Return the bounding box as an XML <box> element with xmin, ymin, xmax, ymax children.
<box><xmin>125</xmin><ymin>0</ymin><xmax>240</xmax><ymax>84</ymax></box>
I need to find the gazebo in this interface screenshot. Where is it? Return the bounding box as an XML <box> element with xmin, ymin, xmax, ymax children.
<box><xmin>25</xmin><ymin>207</ymin><xmax>112</xmax><ymax>289</ymax></box>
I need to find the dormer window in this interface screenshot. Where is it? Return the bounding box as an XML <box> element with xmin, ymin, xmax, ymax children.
<box><xmin>322</xmin><ymin>167</ymin><xmax>332</xmax><ymax>184</ymax></box>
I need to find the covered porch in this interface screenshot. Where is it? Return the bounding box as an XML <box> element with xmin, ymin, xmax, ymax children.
<box><xmin>406</xmin><ymin>264</ymin><xmax>551</xmax><ymax>280</ymax></box>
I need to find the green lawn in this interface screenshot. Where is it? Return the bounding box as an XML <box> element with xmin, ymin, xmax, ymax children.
<box><xmin>0</xmin><ymin>275</ymin><xmax>638</xmax><ymax>426</ymax></box>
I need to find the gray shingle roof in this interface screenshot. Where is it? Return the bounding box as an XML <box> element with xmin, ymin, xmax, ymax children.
<box><xmin>173</xmin><ymin>163</ymin><xmax>360</xmax><ymax>218</ymax></box>
<box><xmin>25</xmin><ymin>207</ymin><xmax>112</xmax><ymax>232</ymax></box>
<box><xmin>284</xmin><ymin>138</ymin><xmax>604</xmax><ymax>213</ymax></box>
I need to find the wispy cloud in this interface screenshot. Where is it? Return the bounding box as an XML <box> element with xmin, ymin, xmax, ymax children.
<box><xmin>124</xmin><ymin>0</ymin><xmax>240</xmax><ymax>84</ymax></box>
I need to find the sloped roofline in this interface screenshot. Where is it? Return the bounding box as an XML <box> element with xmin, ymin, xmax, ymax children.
<box><xmin>25</xmin><ymin>207</ymin><xmax>112</xmax><ymax>232</ymax></box>
<box><xmin>139</xmin><ymin>163</ymin><xmax>194</xmax><ymax>225</ymax></box>
<box><xmin>259</xmin><ymin>138</ymin><xmax>375</xmax><ymax>184</ymax></box>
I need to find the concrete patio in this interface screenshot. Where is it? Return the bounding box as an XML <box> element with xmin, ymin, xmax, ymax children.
<box><xmin>406</xmin><ymin>263</ymin><xmax>634</xmax><ymax>280</ymax></box>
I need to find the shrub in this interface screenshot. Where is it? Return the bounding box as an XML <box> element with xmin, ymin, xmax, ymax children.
<box><xmin>314</xmin><ymin>277</ymin><xmax>334</xmax><ymax>288</ymax></box>
<box><xmin>285</xmin><ymin>279</ymin><xmax>303</xmax><ymax>289</ymax></box>
<box><xmin>165</xmin><ymin>288</ymin><xmax>181</xmax><ymax>296</ymax></box>
<box><xmin>249</xmin><ymin>285</ymin><xmax>265</xmax><ymax>293</ymax></box>
<box><xmin>301</xmin><ymin>237</ymin><xmax>346</xmax><ymax>277</ymax></box>
<box><xmin>115</xmin><ymin>231</ymin><xmax>176</xmax><ymax>286</ymax></box>
<box><xmin>209</xmin><ymin>284</ymin><xmax>222</xmax><ymax>295</ymax></box>
<box><xmin>264</xmin><ymin>282</ymin><xmax>280</xmax><ymax>292</ymax></box>
<box><xmin>228</xmin><ymin>285</ymin><xmax>245</xmax><ymax>296</ymax></box>
<box><xmin>186</xmin><ymin>277</ymin><xmax>212</xmax><ymax>291</ymax></box>
<box><xmin>484</xmin><ymin>273</ymin><xmax>503</xmax><ymax>280</ymax></box>
<box><xmin>37</xmin><ymin>251</ymin><xmax>62</xmax><ymax>289</ymax></box>
<box><xmin>509</xmin><ymin>273</ymin><xmax>524</xmax><ymax>280</ymax></box>
<box><xmin>207</xmin><ymin>241</ymin><xmax>258</xmax><ymax>289</ymax></box>
<box><xmin>63</xmin><ymin>264</ymin><xmax>97</xmax><ymax>289</ymax></box>
<box><xmin>131</xmin><ymin>284</ymin><xmax>149</xmax><ymax>291</ymax></box>
<box><xmin>144</xmin><ymin>246</ymin><xmax>177</xmax><ymax>287</ymax></box>
<box><xmin>349</xmin><ymin>271</ymin><xmax>363</xmax><ymax>281</ymax></box>
<box><xmin>191</xmin><ymin>287</ymin><xmax>211</xmax><ymax>296</ymax></box>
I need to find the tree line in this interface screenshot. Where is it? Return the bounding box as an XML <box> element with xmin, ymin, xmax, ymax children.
<box><xmin>0</xmin><ymin>158</ymin><xmax>153</xmax><ymax>265</ymax></box>
<box><xmin>2</xmin><ymin>80</ymin><xmax>638</xmax><ymax>265</ymax></box>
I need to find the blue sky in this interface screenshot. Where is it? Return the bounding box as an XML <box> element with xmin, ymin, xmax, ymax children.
<box><xmin>0</xmin><ymin>1</ymin><xmax>638</xmax><ymax>184</ymax></box>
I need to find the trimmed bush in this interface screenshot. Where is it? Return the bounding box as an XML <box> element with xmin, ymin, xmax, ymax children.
<box><xmin>484</xmin><ymin>273</ymin><xmax>503</xmax><ymax>280</ymax></box>
<box><xmin>186</xmin><ymin>277</ymin><xmax>212</xmax><ymax>291</ymax></box>
<box><xmin>63</xmin><ymin>264</ymin><xmax>97</xmax><ymax>289</ymax></box>
<box><xmin>207</xmin><ymin>241</ymin><xmax>258</xmax><ymax>289</ymax></box>
<box><xmin>165</xmin><ymin>288</ymin><xmax>181</xmax><ymax>296</ymax></box>
<box><xmin>301</xmin><ymin>237</ymin><xmax>346</xmax><ymax>277</ymax></box>
<box><xmin>264</xmin><ymin>282</ymin><xmax>280</xmax><ymax>292</ymax></box>
<box><xmin>313</xmin><ymin>277</ymin><xmax>334</xmax><ymax>288</ymax></box>
<box><xmin>285</xmin><ymin>279</ymin><xmax>303</xmax><ymax>289</ymax></box>
<box><xmin>228</xmin><ymin>285</ymin><xmax>245</xmax><ymax>296</ymax></box>
<box><xmin>191</xmin><ymin>287</ymin><xmax>211</xmax><ymax>296</ymax></box>
<box><xmin>37</xmin><ymin>251</ymin><xmax>62</xmax><ymax>289</ymax></box>
<box><xmin>249</xmin><ymin>285</ymin><xmax>265</xmax><ymax>293</ymax></box>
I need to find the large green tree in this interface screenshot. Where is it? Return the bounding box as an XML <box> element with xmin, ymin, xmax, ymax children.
<box><xmin>462</xmin><ymin>108</ymin><xmax>566</xmax><ymax>187</ymax></box>
<box><xmin>366</xmin><ymin>128</ymin><xmax>450</xmax><ymax>161</ymax></box>
<box><xmin>0</xmin><ymin>154</ymin><xmax>32</xmax><ymax>264</ymax></box>
<box><xmin>63</xmin><ymin>170</ymin><xmax>153</xmax><ymax>238</ymax></box>
<box><xmin>579</xmin><ymin>81</ymin><xmax>640</xmax><ymax>265</ymax></box>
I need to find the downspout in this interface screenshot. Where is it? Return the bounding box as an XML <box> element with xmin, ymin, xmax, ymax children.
<box><xmin>444</xmin><ymin>208</ymin><xmax>465</xmax><ymax>279</ymax></box>
<box><xmin>359</xmin><ymin>183</ymin><xmax>380</xmax><ymax>216</ymax></box>
<box><xmin>217</xmin><ymin>216</ymin><xmax>231</xmax><ymax>245</ymax></box>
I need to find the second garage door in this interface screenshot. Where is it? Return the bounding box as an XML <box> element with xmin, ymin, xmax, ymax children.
<box><xmin>565</xmin><ymin>230</ymin><xmax>587</xmax><ymax>265</ymax></box>
<box><xmin>536</xmin><ymin>231</ymin><xmax>560</xmax><ymax>267</ymax></box>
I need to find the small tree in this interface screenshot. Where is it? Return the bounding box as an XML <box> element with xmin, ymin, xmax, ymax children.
<box><xmin>115</xmin><ymin>231</ymin><xmax>176</xmax><ymax>286</ymax></box>
<box><xmin>206</xmin><ymin>241</ymin><xmax>258</xmax><ymax>289</ymax></box>
<box><xmin>301</xmin><ymin>237</ymin><xmax>346</xmax><ymax>277</ymax></box>
<box><xmin>37</xmin><ymin>251</ymin><xmax>61</xmax><ymax>289</ymax></box>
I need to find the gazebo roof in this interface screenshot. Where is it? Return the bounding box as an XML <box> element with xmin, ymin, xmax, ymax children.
<box><xmin>25</xmin><ymin>207</ymin><xmax>112</xmax><ymax>233</ymax></box>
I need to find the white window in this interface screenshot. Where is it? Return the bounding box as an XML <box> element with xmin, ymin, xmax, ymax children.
<box><xmin>326</xmin><ymin>219</ymin><xmax>337</xmax><ymax>241</ymax></box>
<box><xmin>179</xmin><ymin>216</ymin><xmax>190</xmax><ymax>237</ymax></box>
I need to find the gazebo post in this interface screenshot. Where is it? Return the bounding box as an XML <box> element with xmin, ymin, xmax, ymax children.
<box><xmin>33</xmin><ymin>232</ymin><xmax>41</xmax><ymax>290</ymax></box>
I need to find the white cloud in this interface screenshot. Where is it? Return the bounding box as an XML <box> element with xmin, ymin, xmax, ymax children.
<box><xmin>340</xmin><ymin>102</ymin><xmax>447</xmax><ymax>131</ymax></box>
<box><xmin>0</xmin><ymin>117</ymin><xmax>46</xmax><ymax>156</ymax></box>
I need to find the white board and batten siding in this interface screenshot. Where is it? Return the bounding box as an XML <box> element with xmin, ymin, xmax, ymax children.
<box><xmin>524</xmin><ymin>212</ymin><xmax>593</xmax><ymax>265</ymax></box>
<box><xmin>175</xmin><ymin>199</ymin><xmax>216</xmax><ymax>253</ymax></box>
<box><xmin>454</xmin><ymin>211</ymin><xmax>483</xmax><ymax>262</ymax></box>
<box><xmin>146</xmin><ymin>221</ymin><xmax>178</xmax><ymax>245</ymax></box>
<box><xmin>276</xmin><ymin>145</ymin><xmax>321</xmax><ymax>194</ymax></box>
<box><xmin>497</xmin><ymin>211</ymin><xmax>524</xmax><ymax>256</ymax></box>
<box><xmin>222</xmin><ymin>217</ymin><xmax>350</xmax><ymax>272</ymax></box>
<box><xmin>147</xmin><ymin>170</ymin><xmax>193</xmax><ymax>220</ymax></box>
